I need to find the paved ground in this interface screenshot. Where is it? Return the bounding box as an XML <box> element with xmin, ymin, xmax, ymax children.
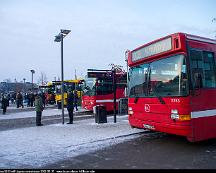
<box><xmin>1</xmin><ymin>106</ymin><xmax>216</xmax><ymax>169</ymax></box>
<box><xmin>44</xmin><ymin>132</ymin><xmax>216</xmax><ymax>169</ymax></box>
<box><xmin>0</xmin><ymin>106</ymin><xmax>93</xmax><ymax>131</ymax></box>
<box><xmin>0</xmin><ymin>114</ymin><xmax>144</xmax><ymax>169</ymax></box>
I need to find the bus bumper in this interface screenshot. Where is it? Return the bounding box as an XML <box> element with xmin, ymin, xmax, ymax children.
<box><xmin>129</xmin><ymin>116</ymin><xmax>194</xmax><ymax>141</ymax></box>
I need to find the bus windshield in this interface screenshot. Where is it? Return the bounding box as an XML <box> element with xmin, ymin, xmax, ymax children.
<box><xmin>84</xmin><ymin>78</ymin><xmax>97</xmax><ymax>96</ymax></box>
<box><xmin>84</xmin><ymin>77</ymin><xmax>114</xmax><ymax>96</ymax></box>
<box><xmin>129</xmin><ymin>54</ymin><xmax>189</xmax><ymax>98</ymax></box>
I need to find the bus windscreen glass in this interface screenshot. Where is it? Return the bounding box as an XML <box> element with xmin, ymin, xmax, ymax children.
<box><xmin>129</xmin><ymin>54</ymin><xmax>189</xmax><ymax>97</ymax></box>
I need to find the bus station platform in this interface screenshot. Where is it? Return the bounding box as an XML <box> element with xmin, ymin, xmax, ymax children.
<box><xmin>0</xmin><ymin>106</ymin><xmax>93</xmax><ymax>131</ymax></box>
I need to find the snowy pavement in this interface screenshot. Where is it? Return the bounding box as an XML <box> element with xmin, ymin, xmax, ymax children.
<box><xmin>0</xmin><ymin>109</ymin><xmax>61</xmax><ymax>120</ymax></box>
<box><xmin>0</xmin><ymin>115</ymin><xmax>144</xmax><ymax>169</ymax></box>
<box><xmin>0</xmin><ymin>107</ymin><xmax>87</xmax><ymax>120</ymax></box>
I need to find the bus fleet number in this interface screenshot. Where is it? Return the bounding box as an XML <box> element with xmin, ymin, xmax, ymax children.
<box><xmin>171</xmin><ymin>99</ymin><xmax>180</xmax><ymax>103</ymax></box>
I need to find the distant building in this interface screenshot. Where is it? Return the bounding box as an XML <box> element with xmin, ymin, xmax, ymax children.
<box><xmin>0</xmin><ymin>82</ymin><xmax>38</xmax><ymax>94</ymax></box>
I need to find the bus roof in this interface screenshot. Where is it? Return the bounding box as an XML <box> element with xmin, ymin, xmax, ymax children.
<box><xmin>185</xmin><ymin>33</ymin><xmax>216</xmax><ymax>44</ymax></box>
<box><xmin>131</xmin><ymin>32</ymin><xmax>216</xmax><ymax>53</ymax></box>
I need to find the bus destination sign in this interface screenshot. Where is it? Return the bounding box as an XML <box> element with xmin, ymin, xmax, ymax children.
<box><xmin>131</xmin><ymin>37</ymin><xmax>172</xmax><ymax>62</ymax></box>
<box><xmin>87</xmin><ymin>71</ymin><xmax>112</xmax><ymax>78</ymax></box>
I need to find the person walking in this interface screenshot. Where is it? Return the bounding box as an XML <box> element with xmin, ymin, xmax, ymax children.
<box><xmin>41</xmin><ymin>92</ymin><xmax>46</xmax><ymax>108</ymax></box>
<box><xmin>29</xmin><ymin>92</ymin><xmax>34</xmax><ymax>107</ymax></box>
<box><xmin>1</xmin><ymin>95</ymin><xmax>8</xmax><ymax>114</ymax></box>
<box><xmin>16</xmin><ymin>92</ymin><xmax>24</xmax><ymax>108</ymax></box>
<box><xmin>66</xmin><ymin>89</ymin><xmax>74</xmax><ymax>124</ymax></box>
<box><xmin>35</xmin><ymin>93</ymin><xmax>44</xmax><ymax>126</ymax></box>
<box><xmin>26</xmin><ymin>93</ymin><xmax>30</xmax><ymax>107</ymax></box>
<box><xmin>6</xmin><ymin>94</ymin><xmax>10</xmax><ymax>107</ymax></box>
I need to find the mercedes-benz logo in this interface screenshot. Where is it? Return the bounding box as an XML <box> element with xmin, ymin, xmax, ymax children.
<box><xmin>145</xmin><ymin>104</ymin><xmax>150</xmax><ymax>112</ymax></box>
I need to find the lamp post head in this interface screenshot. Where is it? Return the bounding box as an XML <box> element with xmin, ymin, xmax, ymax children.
<box><xmin>61</xmin><ymin>29</ymin><xmax>71</xmax><ymax>35</ymax></box>
<box><xmin>30</xmin><ymin>70</ymin><xmax>35</xmax><ymax>74</ymax></box>
<box><xmin>54</xmin><ymin>29</ymin><xmax>71</xmax><ymax>42</ymax></box>
<box><xmin>54</xmin><ymin>34</ymin><xmax>61</xmax><ymax>42</ymax></box>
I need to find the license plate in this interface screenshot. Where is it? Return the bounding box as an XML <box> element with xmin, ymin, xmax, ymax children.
<box><xmin>143</xmin><ymin>124</ymin><xmax>155</xmax><ymax>130</ymax></box>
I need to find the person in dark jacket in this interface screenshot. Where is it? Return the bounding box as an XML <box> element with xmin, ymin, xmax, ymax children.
<box><xmin>29</xmin><ymin>92</ymin><xmax>35</xmax><ymax>107</ymax></box>
<box><xmin>16</xmin><ymin>92</ymin><xmax>24</xmax><ymax>108</ymax></box>
<box><xmin>1</xmin><ymin>95</ymin><xmax>8</xmax><ymax>114</ymax></box>
<box><xmin>66</xmin><ymin>89</ymin><xmax>74</xmax><ymax>124</ymax></box>
<box><xmin>35</xmin><ymin>93</ymin><xmax>44</xmax><ymax>126</ymax></box>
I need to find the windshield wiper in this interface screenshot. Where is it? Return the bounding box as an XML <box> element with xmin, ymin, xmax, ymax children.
<box><xmin>148</xmin><ymin>67</ymin><xmax>166</xmax><ymax>105</ymax></box>
<box><xmin>134</xmin><ymin>95</ymin><xmax>139</xmax><ymax>104</ymax></box>
<box><xmin>153</xmin><ymin>88</ymin><xmax>166</xmax><ymax>104</ymax></box>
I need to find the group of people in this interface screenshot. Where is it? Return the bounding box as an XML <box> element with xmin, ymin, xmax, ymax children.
<box><xmin>0</xmin><ymin>91</ymin><xmax>47</xmax><ymax>115</ymax></box>
<box><xmin>35</xmin><ymin>89</ymin><xmax>79</xmax><ymax>126</ymax></box>
<box><xmin>1</xmin><ymin>89</ymin><xmax>79</xmax><ymax>126</ymax></box>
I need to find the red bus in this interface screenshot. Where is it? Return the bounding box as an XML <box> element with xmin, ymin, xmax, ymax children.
<box><xmin>82</xmin><ymin>70</ymin><xmax>127</xmax><ymax>112</ymax></box>
<box><xmin>128</xmin><ymin>33</ymin><xmax>216</xmax><ymax>142</ymax></box>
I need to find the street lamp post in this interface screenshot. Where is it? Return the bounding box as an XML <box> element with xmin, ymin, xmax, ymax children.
<box><xmin>125</xmin><ymin>50</ymin><xmax>130</xmax><ymax>97</ymax></box>
<box><xmin>54</xmin><ymin>29</ymin><xmax>71</xmax><ymax>124</ymax></box>
<box><xmin>112</xmin><ymin>69</ymin><xmax>117</xmax><ymax>123</ymax></box>
<box><xmin>30</xmin><ymin>70</ymin><xmax>35</xmax><ymax>91</ymax></box>
<box><xmin>23</xmin><ymin>78</ymin><xmax>26</xmax><ymax>93</ymax></box>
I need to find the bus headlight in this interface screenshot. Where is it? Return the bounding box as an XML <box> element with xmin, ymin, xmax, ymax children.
<box><xmin>171</xmin><ymin>109</ymin><xmax>179</xmax><ymax>120</ymax></box>
<box><xmin>171</xmin><ymin>109</ymin><xmax>191</xmax><ymax>121</ymax></box>
<box><xmin>128</xmin><ymin>107</ymin><xmax>133</xmax><ymax>115</ymax></box>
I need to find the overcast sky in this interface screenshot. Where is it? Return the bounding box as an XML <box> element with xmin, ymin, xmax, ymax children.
<box><xmin>0</xmin><ymin>0</ymin><xmax>215</xmax><ymax>83</ymax></box>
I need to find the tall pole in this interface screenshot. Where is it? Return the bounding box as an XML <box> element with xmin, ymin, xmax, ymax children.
<box><xmin>30</xmin><ymin>70</ymin><xmax>35</xmax><ymax>91</ymax></box>
<box><xmin>75</xmin><ymin>69</ymin><xmax>77</xmax><ymax>91</ymax></box>
<box><xmin>125</xmin><ymin>50</ymin><xmax>130</xmax><ymax>97</ymax></box>
<box><xmin>23</xmin><ymin>78</ymin><xmax>26</xmax><ymax>93</ymax></box>
<box><xmin>61</xmin><ymin>33</ymin><xmax>65</xmax><ymax>124</ymax></box>
<box><xmin>15</xmin><ymin>78</ymin><xmax>17</xmax><ymax>92</ymax></box>
<box><xmin>32</xmin><ymin>72</ymin><xmax>33</xmax><ymax>90</ymax></box>
<box><xmin>113</xmin><ymin>69</ymin><xmax>116</xmax><ymax>123</ymax></box>
<box><xmin>54</xmin><ymin>29</ymin><xmax>70</xmax><ymax>125</ymax></box>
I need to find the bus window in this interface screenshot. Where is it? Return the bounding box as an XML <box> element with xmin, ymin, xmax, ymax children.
<box><xmin>96</xmin><ymin>79</ymin><xmax>113</xmax><ymax>95</ymax></box>
<box><xmin>190</xmin><ymin>49</ymin><xmax>216</xmax><ymax>88</ymax></box>
<box><xmin>190</xmin><ymin>49</ymin><xmax>204</xmax><ymax>88</ymax></box>
<box><xmin>203</xmin><ymin>51</ymin><xmax>216</xmax><ymax>88</ymax></box>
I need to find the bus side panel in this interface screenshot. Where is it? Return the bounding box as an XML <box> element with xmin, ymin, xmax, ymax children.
<box><xmin>95</xmin><ymin>88</ymin><xmax>125</xmax><ymax>112</ymax></box>
<box><xmin>82</xmin><ymin>95</ymin><xmax>96</xmax><ymax>111</ymax></box>
<box><xmin>190</xmin><ymin>90</ymin><xmax>216</xmax><ymax>141</ymax></box>
<box><xmin>82</xmin><ymin>88</ymin><xmax>126</xmax><ymax>112</ymax></box>
<box><xmin>191</xmin><ymin>116</ymin><xmax>216</xmax><ymax>142</ymax></box>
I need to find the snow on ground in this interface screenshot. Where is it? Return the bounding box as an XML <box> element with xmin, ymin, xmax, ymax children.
<box><xmin>0</xmin><ymin>107</ymin><xmax>85</xmax><ymax>120</ymax></box>
<box><xmin>0</xmin><ymin>109</ymin><xmax>60</xmax><ymax>120</ymax></box>
<box><xmin>0</xmin><ymin>115</ymin><xmax>144</xmax><ymax>168</ymax></box>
